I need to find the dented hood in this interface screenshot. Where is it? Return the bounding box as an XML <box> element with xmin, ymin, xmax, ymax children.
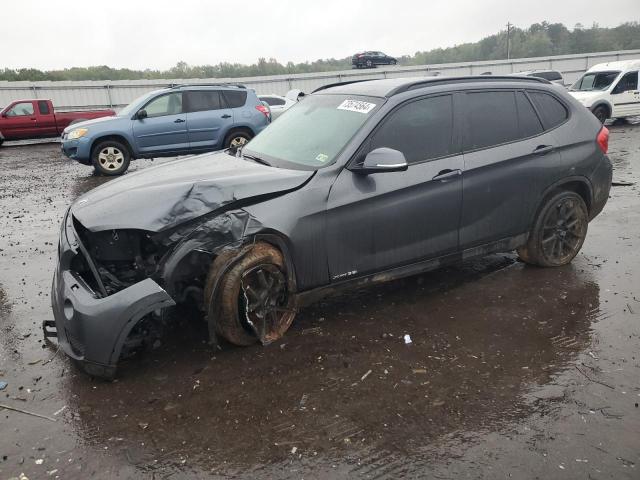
<box><xmin>71</xmin><ymin>151</ymin><xmax>314</xmax><ymax>232</ymax></box>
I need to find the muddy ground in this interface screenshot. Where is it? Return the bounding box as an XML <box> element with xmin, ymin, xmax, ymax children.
<box><xmin>0</xmin><ymin>125</ymin><xmax>639</xmax><ymax>479</ymax></box>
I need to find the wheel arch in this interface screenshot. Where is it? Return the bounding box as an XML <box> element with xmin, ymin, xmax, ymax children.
<box><xmin>590</xmin><ymin>101</ymin><xmax>612</xmax><ymax>119</ymax></box>
<box><xmin>536</xmin><ymin>176</ymin><xmax>594</xmax><ymax>222</ymax></box>
<box><xmin>253</xmin><ymin>231</ymin><xmax>299</xmax><ymax>293</ymax></box>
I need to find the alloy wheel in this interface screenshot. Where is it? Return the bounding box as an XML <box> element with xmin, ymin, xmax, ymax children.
<box><xmin>540</xmin><ymin>197</ymin><xmax>587</xmax><ymax>264</ymax></box>
<box><xmin>240</xmin><ymin>264</ymin><xmax>291</xmax><ymax>344</ymax></box>
<box><xmin>98</xmin><ymin>146</ymin><xmax>125</xmax><ymax>171</ymax></box>
<box><xmin>230</xmin><ymin>136</ymin><xmax>248</xmax><ymax>149</ymax></box>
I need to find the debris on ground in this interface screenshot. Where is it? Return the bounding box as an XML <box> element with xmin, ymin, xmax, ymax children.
<box><xmin>0</xmin><ymin>381</ymin><xmax>7</xmax><ymax>390</ymax></box>
<box><xmin>404</xmin><ymin>334</ymin><xmax>412</xmax><ymax>345</ymax></box>
<box><xmin>0</xmin><ymin>403</ymin><xmax>57</xmax><ymax>422</ymax></box>
<box><xmin>361</xmin><ymin>370</ymin><xmax>372</xmax><ymax>381</ymax></box>
<box><xmin>611</xmin><ymin>180</ymin><xmax>635</xmax><ymax>186</ymax></box>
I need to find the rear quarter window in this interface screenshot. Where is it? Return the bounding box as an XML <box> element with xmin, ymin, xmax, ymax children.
<box><xmin>38</xmin><ymin>101</ymin><xmax>50</xmax><ymax>115</ymax></box>
<box><xmin>222</xmin><ymin>90</ymin><xmax>248</xmax><ymax>108</ymax></box>
<box><xmin>528</xmin><ymin>91</ymin><xmax>568</xmax><ymax>129</ymax></box>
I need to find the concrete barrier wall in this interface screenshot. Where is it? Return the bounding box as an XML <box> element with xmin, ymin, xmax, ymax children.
<box><xmin>1</xmin><ymin>49</ymin><xmax>639</xmax><ymax>112</ymax></box>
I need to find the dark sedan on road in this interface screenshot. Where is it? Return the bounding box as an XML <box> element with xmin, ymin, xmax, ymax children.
<box><xmin>352</xmin><ymin>51</ymin><xmax>398</xmax><ymax>68</ymax></box>
<box><xmin>47</xmin><ymin>75</ymin><xmax>612</xmax><ymax>378</ymax></box>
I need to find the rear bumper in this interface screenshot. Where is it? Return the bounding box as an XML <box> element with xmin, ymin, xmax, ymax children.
<box><xmin>589</xmin><ymin>156</ymin><xmax>613</xmax><ymax>220</ymax></box>
<box><xmin>48</xmin><ymin>213</ymin><xmax>175</xmax><ymax>378</ymax></box>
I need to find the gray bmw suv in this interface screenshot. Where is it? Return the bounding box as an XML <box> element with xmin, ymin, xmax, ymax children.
<box><xmin>47</xmin><ymin>76</ymin><xmax>612</xmax><ymax>378</ymax></box>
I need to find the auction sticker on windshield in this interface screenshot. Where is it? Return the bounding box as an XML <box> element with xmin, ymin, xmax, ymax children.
<box><xmin>337</xmin><ymin>99</ymin><xmax>377</xmax><ymax>114</ymax></box>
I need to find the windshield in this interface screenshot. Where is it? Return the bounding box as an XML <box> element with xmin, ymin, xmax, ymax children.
<box><xmin>570</xmin><ymin>71</ymin><xmax>620</xmax><ymax>91</ymax></box>
<box><xmin>117</xmin><ymin>91</ymin><xmax>160</xmax><ymax>117</ymax></box>
<box><xmin>242</xmin><ymin>94</ymin><xmax>382</xmax><ymax>170</ymax></box>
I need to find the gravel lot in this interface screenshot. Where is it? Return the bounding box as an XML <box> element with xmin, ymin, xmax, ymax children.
<box><xmin>1</xmin><ymin>122</ymin><xmax>639</xmax><ymax>479</ymax></box>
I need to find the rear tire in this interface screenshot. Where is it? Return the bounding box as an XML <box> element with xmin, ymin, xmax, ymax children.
<box><xmin>223</xmin><ymin>129</ymin><xmax>253</xmax><ymax>152</ymax></box>
<box><xmin>205</xmin><ymin>242</ymin><xmax>296</xmax><ymax>346</ymax></box>
<box><xmin>517</xmin><ymin>191</ymin><xmax>588</xmax><ymax>267</ymax></box>
<box><xmin>592</xmin><ymin>105</ymin><xmax>608</xmax><ymax>124</ymax></box>
<box><xmin>91</xmin><ymin>140</ymin><xmax>131</xmax><ymax>176</ymax></box>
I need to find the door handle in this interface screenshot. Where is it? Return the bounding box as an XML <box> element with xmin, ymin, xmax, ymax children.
<box><xmin>432</xmin><ymin>169</ymin><xmax>462</xmax><ymax>181</ymax></box>
<box><xmin>30</xmin><ymin>117</ymin><xmax>37</xmax><ymax>121</ymax></box>
<box><xmin>533</xmin><ymin>145</ymin><xmax>554</xmax><ymax>155</ymax></box>
<box><xmin>221</xmin><ymin>114</ymin><xmax>232</xmax><ymax>119</ymax></box>
<box><xmin>174</xmin><ymin>118</ymin><xmax>186</xmax><ymax>123</ymax></box>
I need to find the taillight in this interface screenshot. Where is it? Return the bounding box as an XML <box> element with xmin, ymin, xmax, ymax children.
<box><xmin>597</xmin><ymin>126</ymin><xmax>609</xmax><ymax>154</ymax></box>
<box><xmin>256</xmin><ymin>104</ymin><xmax>270</xmax><ymax>119</ymax></box>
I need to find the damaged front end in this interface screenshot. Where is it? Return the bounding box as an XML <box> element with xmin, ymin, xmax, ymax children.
<box><xmin>47</xmin><ymin>205</ymin><xmax>270</xmax><ymax>379</ymax></box>
<box><xmin>47</xmin><ymin>152</ymin><xmax>312</xmax><ymax>378</ymax></box>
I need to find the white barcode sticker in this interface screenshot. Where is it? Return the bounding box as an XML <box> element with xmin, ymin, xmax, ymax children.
<box><xmin>337</xmin><ymin>99</ymin><xmax>377</xmax><ymax>114</ymax></box>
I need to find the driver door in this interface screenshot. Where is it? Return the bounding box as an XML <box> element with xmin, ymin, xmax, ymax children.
<box><xmin>132</xmin><ymin>92</ymin><xmax>189</xmax><ymax>155</ymax></box>
<box><xmin>611</xmin><ymin>71</ymin><xmax>640</xmax><ymax>118</ymax></box>
<box><xmin>326</xmin><ymin>94</ymin><xmax>463</xmax><ymax>280</ymax></box>
<box><xmin>1</xmin><ymin>101</ymin><xmax>37</xmax><ymax>139</ymax></box>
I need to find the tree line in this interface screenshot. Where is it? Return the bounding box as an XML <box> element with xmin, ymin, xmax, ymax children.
<box><xmin>1</xmin><ymin>21</ymin><xmax>639</xmax><ymax>82</ymax></box>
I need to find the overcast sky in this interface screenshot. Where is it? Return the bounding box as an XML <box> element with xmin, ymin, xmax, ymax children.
<box><xmin>3</xmin><ymin>0</ymin><xmax>639</xmax><ymax>70</ymax></box>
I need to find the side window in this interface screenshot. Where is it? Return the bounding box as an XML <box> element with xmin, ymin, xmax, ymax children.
<box><xmin>547</xmin><ymin>71</ymin><xmax>562</xmax><ymax>81</ymax></box>
<box><xmin>464</xmin><ymin>91</ymin><xmax>519</xmax><ymax>150</ymax></box>
<box><xmin>612</xmin><ymin>71</ymin><xmax>638</xmax><ymax>94</ymax></box>
<box><xmin>221</xmin><ymin>90</ymin><xmax>248</xmax><ymax>108</ymax></box>
<box><xmin>516</xmin><ymin>92</ymin><xmax>543</xmax><ymax>138</ymax></box>
<box><xmin>6</xmin><ymin>102</ymin><xmax>35</xmax><ymax>117</ymax></box>
<box><xmin>144</xmin><ymin>92</ymin><xmax>183</xmax><ymax>117</ymax></box>
<box><xmin>38</xmin><ymin>101</ymin><xmax>50</xmax><ymax>115</ymax></box>
<box><xmin>370</xmin><ymin>95</ymin><xmax>455</xmax><ymax>164</ymax></box>
<box><xmin>264</xmin><ymin>97</ymin><xmax>285</xmax><ymax>106</ymax></box>
<box><xmin>186</xmin><ymin>91</ymin><xmax>222</xmax><ymax>112</ymax></box>
<box><xmin>528</xmin><ymin>91</ymin><xmax>568</xmax><ymax>129</ymax></box>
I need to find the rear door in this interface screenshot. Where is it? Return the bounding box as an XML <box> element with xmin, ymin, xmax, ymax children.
<box><xmin>611</xmin><ymin>70</ymin><xmax>640</xmax><ymax>118</ymax></box>
<box><xmin>132</xmin><ymin>92</ymin><xmax>188</xmax><ymax>155</ymax></box>
<box><xmin>460</xmin><ymin>89</ymin><xmax>561</xmax><ymax>249</ymax></box>
<box><xmin>327</xmin><ymin>94</ymin><xmax>463</xmax><ymax>278</ymax></box>
<box><xmin>1</xmin><ymin>101</ymin><xmax>37</xmax><ymax>139</ymax></box>
<box><xmin>36</xmin><ymin>100</ymin><xmax>58</xmax><ymax>137</ymax></box>
<box><xmin>184</xmin><ymin>90</ymin><xmax>233</xmax><ymax>150</ymax></box>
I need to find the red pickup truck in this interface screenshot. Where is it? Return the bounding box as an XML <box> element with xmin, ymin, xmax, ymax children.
<box><xmin>0</xmin><ymin>99</ymin><xmax>115</xmax><ymax>145</ymax></box>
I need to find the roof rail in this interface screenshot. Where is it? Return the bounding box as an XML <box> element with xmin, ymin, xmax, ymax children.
<box><xmin>168</xmin><ymin>83</ymin><xmax>247</xmax><ymax>89</ymax></box>
<box><xmin>312</xmin><ymin>79</ymin><xmax>373</xmax><ymax>93</ymax></box>
<box><xmin>391</xmin><ymin>75</ymin><xmax>550</xmax><ymax>95</ymax></box>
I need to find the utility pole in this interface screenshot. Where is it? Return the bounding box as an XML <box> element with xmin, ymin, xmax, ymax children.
<box><xmin>506</xmin><ymin>22</ymin><xmax>512</xmax><ymax>60</ymax></box>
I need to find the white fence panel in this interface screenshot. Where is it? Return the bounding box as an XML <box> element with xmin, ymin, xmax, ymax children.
<box><xmin>1</xmin><ymin>49</ymin><xmax>639</xmax><ymax>111</ymax></box>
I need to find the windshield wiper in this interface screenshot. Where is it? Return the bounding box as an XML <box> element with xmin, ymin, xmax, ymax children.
<box><xmin>242</xmin><ymin>152</ymin><xmax>272</xmax><ymax>167</ymax></box>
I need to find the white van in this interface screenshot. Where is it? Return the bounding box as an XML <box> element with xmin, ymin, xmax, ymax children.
<box><xmin>569</xmin><ymin>59</ymin><xmax>640</xmax><ymax>123</ymax></box>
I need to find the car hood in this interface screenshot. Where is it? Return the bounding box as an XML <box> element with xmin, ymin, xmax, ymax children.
<box><xmin>62</xmin><ymin>115</ymin><xmax>120</xmax><ymax>132</ymax></box>
<box><xmin>568</xmin><ymin>90</ymin><xmax>603</xmax><ymax>105</ymax></box>
<box><xmin>71</xmin><ymin>152</ymin><xmax>314</xmax><ymax>232</ymax></box>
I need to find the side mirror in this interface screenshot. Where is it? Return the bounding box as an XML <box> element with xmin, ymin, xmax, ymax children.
<box><xmin>136</xmin><ymin>109</ymin><xmax>148</xmax><ymax>120</ymax></box>
<box><xmin>354</xmin><ymin>147</ymin><xmax>408</xmax><ymax>174</ymax></box>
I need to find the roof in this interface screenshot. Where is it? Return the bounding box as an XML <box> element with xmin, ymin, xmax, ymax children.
<box><xmin>516</xmin><ymin>69</ymin><xmax>560</xmax><ymax>74</ymax></box>
<box><xmin>168</xmin><ymin>83</ymin><xmax>247</xmax><ymax>90</ymax></box>
<box><xmin>314</xmin><ymin>75</ymin><xmax>549</xmax><ymax>98</ymax></box>
<box><xmin>588</xmin><ymin>59</ymin><xmax>640</xmax><ymax>72</ymax></box>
